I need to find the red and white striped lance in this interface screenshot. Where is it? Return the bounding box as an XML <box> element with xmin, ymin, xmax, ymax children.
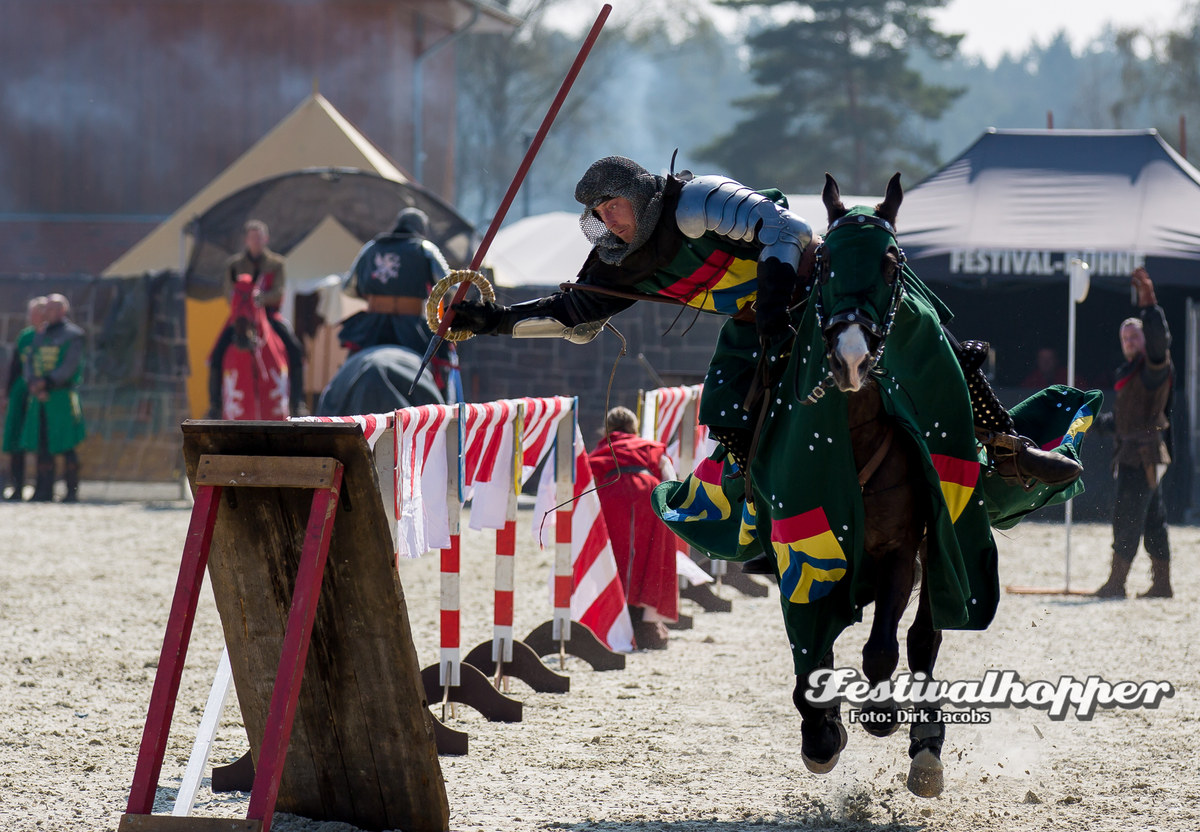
<box><xmin>489</xmin><ymin>402</ymin><xmax>523</xmax><ymax>663</ymax></box>
<box><xmin>438</xmin><ymin>410</ymin><xmax>463</xmax><ymax>687</ymax></box>
<box><xmin>534</xmin><ymin>408</ymin><xmax>633</xmax><ymax>652</ymax></box>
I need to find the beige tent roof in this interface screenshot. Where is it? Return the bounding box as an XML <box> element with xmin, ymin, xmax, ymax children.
<box><xmin>103</xmin><ymin>93</ymin><xmax>409</xmax><ymax>277</ymax></box>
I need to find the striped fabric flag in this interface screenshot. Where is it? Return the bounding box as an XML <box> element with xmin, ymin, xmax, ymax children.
<box><xmin>770</xmin><ymin>506</ymin><xmax>848</xmax><ymax>604</ymax></box>
<box><xmin>930</xmin><ymin>454</ymin><xmax>980</xmax><ymax>524</ymax></box>
<box><xmin>288</xmin><ymin>412</ymin><xmax>391</xmax><ymax>449</ymax></box>
<box><xmin>463</xmin><ymin>401</ymin><xmax>520</xmax><ymax>531</ymax></box>
<box><xmin>394</xmin><ymin>404</ymin><xmax>457</xmax><ymax>558</ymax></box>
<box><xmin>519</xmin><ymin>396</ymin><xmax>572</xmax><ymax>485</ymax></box>
<box><xmin>534</xmin><ymin>425</ymin><xmax>634</xmax><ymax>653</ymax></box>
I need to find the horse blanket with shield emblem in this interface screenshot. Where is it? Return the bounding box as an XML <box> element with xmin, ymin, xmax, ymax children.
<box><xmin>654</xmin><ymin>207</ymin><xmax>1098</xmax><ymax>677</ymax></box>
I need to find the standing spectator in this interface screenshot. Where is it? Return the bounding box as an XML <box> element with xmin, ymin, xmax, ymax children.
<box><xmin>21</xmin><ymin>294</ymin><xmax>86</xmax><ymax>502</ymax></box>
<box><xmin>224</xmin><ymin>219</ymin><xmax>307</xmax><ymax>415</ymax></box>
<box><xmin>587</xmin><ymin>406</ymin><xmax>680</xmax><ymax>650</ymax></box>
<box><xmin>1094</xmin><ymin>267</ymin><xmax>1173</xmax><ymax>598</ymax></box>
<box><xmin>339</xmin><ymin>207</ymin><xmax>449</xmax><ymax>355</ymax></box>
<box><xmin>4</xmin><ymin>297</ymin><xmax>48</xmax><ymax>500</ymax></box>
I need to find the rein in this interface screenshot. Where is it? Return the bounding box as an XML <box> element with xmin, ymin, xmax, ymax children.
<box><xmin>792</xmin><ymin>209</ymin><xmax>909</xmax><ymax>406</ymax></box>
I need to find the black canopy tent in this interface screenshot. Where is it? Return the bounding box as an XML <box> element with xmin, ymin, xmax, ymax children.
<box><xmin>891</xmin><ymin>128</ymin><xmax>1200</xmax><ymax>386</ymax></box>
<box><xmin>894</xmin><ymin>129</ymin><xmax>1200</xmax><ymax>520</ymax></box>
<box><xmin>183</xmin><ymin>167</ymin><xmax>476</xmax><ymax>300</ymax></box>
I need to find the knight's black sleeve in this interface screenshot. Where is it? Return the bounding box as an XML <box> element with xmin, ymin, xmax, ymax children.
<box><xmin>1139</xmin><ymin>304</ymin><xmax>1171</xmax><ymax>389</ymax></box>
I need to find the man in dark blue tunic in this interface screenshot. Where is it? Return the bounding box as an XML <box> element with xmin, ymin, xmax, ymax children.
<box><xmin>339</xmin><ymin>208</ymin><xmax>449</xmax><ymax>356</ymax></box>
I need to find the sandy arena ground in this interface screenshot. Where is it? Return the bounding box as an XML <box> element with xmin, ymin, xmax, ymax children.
<box><xmin>1</xmin><ymin>485</ymin><xmax>1196</xmax><ymax>832</ymax></box>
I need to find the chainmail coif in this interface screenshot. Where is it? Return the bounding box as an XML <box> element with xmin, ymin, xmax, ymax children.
<box><xmin>574</xmin><ymin>156</ymin><xmax>666</xmax><ymax>265</ymax></box>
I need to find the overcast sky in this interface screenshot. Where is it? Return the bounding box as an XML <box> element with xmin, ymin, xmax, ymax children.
<box><xmin>931</xmin><ymin>0</ymin><xmax>1191</xmax><ymax>64</ymax></box>
<box><xmin>544</xmin><ymin>0</ymin><xmax>1194</xmax><ymax>65</ymax></box>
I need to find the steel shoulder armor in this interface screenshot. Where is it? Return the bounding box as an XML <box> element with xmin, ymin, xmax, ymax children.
<box><xmin>675</xmin><ymin>175</ymin><xmax>813</xmax><ymax>270</ymax></box>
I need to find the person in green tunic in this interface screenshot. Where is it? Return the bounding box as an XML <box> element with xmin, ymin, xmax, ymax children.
<box><xmin>3</xmin><ymin>296</ymin><xmax>48</xmax><ymax>501</ymax></box>
<box><xmin>20</xmin><ymin>294</ymin><xmax>87</xmax><ymax>502</ymax></box>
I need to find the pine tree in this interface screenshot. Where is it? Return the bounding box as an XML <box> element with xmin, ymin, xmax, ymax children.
<box><xmin>697</xmin><ymin>0</ymin><xmax>964</xmax><ymax>194</ymax></box>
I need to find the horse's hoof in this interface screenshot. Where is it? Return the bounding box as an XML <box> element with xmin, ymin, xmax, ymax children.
<box><xmin>802</xmin><ymin>721</ymin><xmax>848</xmax><ymax>775</ymax></box>
<box><xmin>907</xmin><ymin>748</ymin><xmax>945</xmax><ymax>798</ymax></box>
<box><xmin>858</xmin><ymin>704</ymin><xmax>900</xmax><ymax>738</ymax></box>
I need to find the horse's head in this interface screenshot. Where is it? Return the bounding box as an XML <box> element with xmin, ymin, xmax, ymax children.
<box><xmin>230</xmin><ymin>274</ymin><xmax>260</xmax><ymax>350</ymax></box>
<box><xmin>817</xmin><ymin>172</ymin><xmax>906</xmax><ymax>393</ymax></box>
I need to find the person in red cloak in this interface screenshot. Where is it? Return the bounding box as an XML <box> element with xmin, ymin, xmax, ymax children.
<box><xmin>206</xmin><ymin>275</ymin><xmax>290</xmax><ymax>420</ymax></box>
<box><xmin>587</xmin><ymin>406</ymin><xmax>681</xmax><ymax>650</ymax></box>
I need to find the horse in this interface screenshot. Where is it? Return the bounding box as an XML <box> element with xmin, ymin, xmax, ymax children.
<box><xmin>788</xmin><ymin>171</ymin><xmax>952</xmax><ymax>797</ymax></box>
<box><xmin>315</xmin><ymin>344</ymin><xmax>444</xmax><ymax>417</ymax></box>
<box><xmin>210</xmin><ymin>275</ymin><xmax>290</xmax><ymax>420</ymax></box>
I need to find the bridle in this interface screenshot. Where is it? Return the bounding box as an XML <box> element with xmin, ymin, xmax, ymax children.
<box><xmin>798</xmin><ymin>212</ymin><xmax>908</xmax><ymax>405</ymax></box>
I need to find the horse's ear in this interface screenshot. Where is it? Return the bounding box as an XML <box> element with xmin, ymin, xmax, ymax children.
<box><xmin>876</xmin><ymin>172</ymin><xmax>903</xmax><ymax>225</ymax></box>
<box><xmin>822</xmin><ymin>173</ymin><xmax>846</xmax><ymax>222</ymax></box>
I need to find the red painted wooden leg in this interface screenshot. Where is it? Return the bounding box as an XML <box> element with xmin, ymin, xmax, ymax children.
<box><xmin>125</xmin><ymin>484</ymin><xmax>222</xmax><ymax>815</ymax></box>
<box><xmin>246</xmin><ymin>469</ymin><xmax>343</xmax><ymax>832</ymax></box>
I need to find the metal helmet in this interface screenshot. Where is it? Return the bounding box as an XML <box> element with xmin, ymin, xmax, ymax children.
<box><xmin>574</xmin><ymin>156</ymin><xmax>665</xmax><ymax>264</ymax></box>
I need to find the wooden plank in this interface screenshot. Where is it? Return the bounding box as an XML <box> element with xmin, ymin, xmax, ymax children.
<box><xmin>195</xmin><ymin>455</ymin><xmax>339</xmax><ymax>489</ymax></box>
<box><xmin>181</xmin><ymin>420</ymin><xmax>448</xmax><ymax>832</ymax></box>
<box><xmin>248</xmin><ymin>475</ymin><xmax>343</xmax><ymax>825</ymax></box>
<box><xmin>119</xmin><ymin>815</ymin><xmax>261</xmax><ymax>832</ymax></box>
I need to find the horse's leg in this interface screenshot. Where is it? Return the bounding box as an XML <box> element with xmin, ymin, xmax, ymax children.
<box><xmin>858</xmin><ymin>546</ymin><xmax>915</xmax><ymax>738</ymax></box>
<box><xmin>905</xmin><ymin>569</ymin><xmax>945</xmax><ymax>798</ymax></box>
<box><xmin>793</xmin><ymin>649</ymin><xmax>848</xmax><ymax>774</ymax></box>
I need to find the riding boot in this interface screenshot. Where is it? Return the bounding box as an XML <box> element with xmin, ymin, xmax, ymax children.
<box><xmin>5</xmin><ymin>454</ymin><xmax>25</xmax><ymax>500</ymax></box>
<box><xmin>30</xmin><ymin>458</ymin><xmax>55</xmax><ymax>502</ymax></box>
<box><xmin>1138</xmin><ymin>558</ymin><xmax>1173</xmax><ymax>599</ymax></box>
<box><xmin>63</xmin><ymin>454</ymin><xmax>80</xmax><ymax>503</ymax></box>
<box><xmin>1094</xmin><ymin>555</ymin><xmax>1133</xmax><ymax>599</ymax></box>
<box><xmin>977</xmin><ymin>429</ymin><xmax>1084</xmax><ymax>488</ymax></box>
<box><xmin>954</xmin><ymin>338</ymin><xmax>1082</xmax><ymax>488</ymax></box>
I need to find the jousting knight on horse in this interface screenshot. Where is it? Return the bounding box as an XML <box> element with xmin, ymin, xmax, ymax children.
<box><xmin>443</xmin><ymin>156</ymin><xmax>1095</xmax><ymax>782</ymax></box>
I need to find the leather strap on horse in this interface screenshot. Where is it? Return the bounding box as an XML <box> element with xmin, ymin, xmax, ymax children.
<box><xmin>742</xmin><ymin>336</ymin><xmax>795</xmax><ymax>501</ymax></box>
<box><xmin>857</xmin><ymin>425</ymin><xmax>895</xmax><ymax>489</ymax></box>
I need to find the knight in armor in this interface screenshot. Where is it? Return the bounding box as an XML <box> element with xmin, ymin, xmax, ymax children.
<box><xmin>449</xmin><ymin>157</ymin><xmax>1079</xmax><ymax>530</ymax></box>
<box><xmin>20</xmin><ymin>294</ymin><xmax>87</xmax><ymax>502</ymax></box>
<box><xmin>339</xmin><ymin>207</ymin><xmax>449</xmax><ymax>356</ymax></box>
<box><xmin>223</xmin><ymin>219</ymin><xmax>307</xmax><ymax>416</ymax></box>
<box><xmin>1093</xmin><ymin>267</ymin><xmax>1174</xmax><ymax>599</ymax></box>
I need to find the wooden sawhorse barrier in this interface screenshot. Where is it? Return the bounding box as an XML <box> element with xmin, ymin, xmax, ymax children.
<box><xmin>119</xmin><ymin>420</ymin><xmax>447</xmax><ymax>832</ymax></box>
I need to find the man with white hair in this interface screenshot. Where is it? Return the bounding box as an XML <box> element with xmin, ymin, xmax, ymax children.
<box><xmin>22</xmin><ymin>293</ymin><xmax>87</xmax><ymax>502</ymax></box>
<box><xmin>1094</xmin><ymin>267</ymin><xmax>1174</xmax><ymax>598</ymax></box>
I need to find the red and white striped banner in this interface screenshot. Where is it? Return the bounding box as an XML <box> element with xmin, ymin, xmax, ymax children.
<box><xmin>534</xmin><ymin>423</ymin><xmax>634</xmax><ymax>653</ymax></box>
<box><xmin>462</xmin><ymin>401</ymin><xmax>521</xmax><ymax>531</ymax></box>
<box><xmin>518</xmin><ymin>395</ymin><xmax>572</xmax><ymax>484</ymax></box>
<box><xmin>394</xmin><ymin>404</ymin><xmax>458</xmax><ymax>558</ymax></box>
<box><xmin>288</xmin><ymin>412</ymin><xmax>391</xmax><ymax>449</ymax></box>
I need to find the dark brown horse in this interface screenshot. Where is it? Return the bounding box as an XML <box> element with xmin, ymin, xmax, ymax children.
<box><xmin>792</xmin><ymin>172</ymin><xmax>945</xmax><ymax>797</ymax></box>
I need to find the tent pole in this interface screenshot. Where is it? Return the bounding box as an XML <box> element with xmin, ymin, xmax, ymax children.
<box><xmin>1065</xmin><ymin>263</ymin><xmax>1077</xmax><ymax>591</ymax></box>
